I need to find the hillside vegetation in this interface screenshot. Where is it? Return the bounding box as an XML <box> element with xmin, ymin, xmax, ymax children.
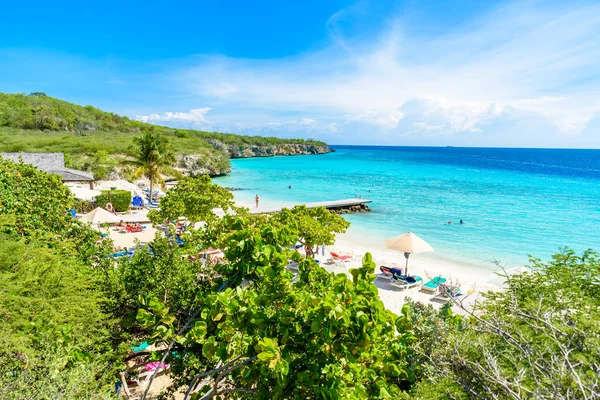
<box><xmin>0</xmin><ymin>92</ymin><xmax>330</xmax><ymax>178</ymax></box>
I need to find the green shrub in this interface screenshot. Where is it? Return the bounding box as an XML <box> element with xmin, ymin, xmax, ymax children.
<box><xmin>74</xmin><ymin>200</ymin><xmax>97</xmax><ymax>213</ymax></box>
<box><xmin>175</xmin><ymin>129</ymin><xmax>189</xmax><ymax>138</ymax></box>
<box><xmin>95</xmin><ymin>190</ymin><xmax>131</xmax><ymax>212</ymax></box>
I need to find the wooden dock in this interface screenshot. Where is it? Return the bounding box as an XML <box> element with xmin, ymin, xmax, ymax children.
<box><xmin>250</xmin><ymin>198</ymin><xmax>372</xmax><ymax>214</ymax></box>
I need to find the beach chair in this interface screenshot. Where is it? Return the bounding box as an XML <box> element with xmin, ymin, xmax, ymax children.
<box><xmin>389</xmin><ymin>274</ymin><xmax>423</xmax><ymax>290</ymax></box>
<box><xmin>287</xmin><ymin>260</ymin><xmax>299</xmax><ymax>272</ymax></box>
<box><xmin>328</xmin><ymin>252</ymin><xmax>352</xmax><ymax>263</ymax></box>
<box><xmin>175</xmin><ymin>236</ymin><xmax>185</xmax><ymax>246</ymax></box>
<box><xmin>131</xmin><ymin>196</ymin><xmax>144</xmax><ymax>209</ymax></box>
<box><xmin>126</xmin><ymin>225</ymin><xmax>146</xmax><ymax>233</ymax></box>
<box><xmin>432</xmin><ymin>284</ymin><xmax>462</xmax><ymax>302</ymax></box>
<box><xmin>130</xmin><ymin>361</ymin><xmax>170</xmax><ymax>388</ymax></box>
<box><xmin>420</xmin><ymin>276</ymin><xmax>447</xmax><ymax>294</ymax></box>
<box><xmin>376</xmin><ymin>266</ymin><xmax>403</xmax><ymax>280</ymax></box>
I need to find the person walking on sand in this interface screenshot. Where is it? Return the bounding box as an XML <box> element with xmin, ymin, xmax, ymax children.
<box><xmin>255</xmin><ymin>194</ymin><xmax>259</xmax><ymax>208</ymax></box>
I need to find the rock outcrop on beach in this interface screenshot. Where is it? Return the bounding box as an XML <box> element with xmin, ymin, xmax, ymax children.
<box><xmin>206</xmin><ymin>139</ymin><xmax>333</xmax><ymax>158</ymax></box>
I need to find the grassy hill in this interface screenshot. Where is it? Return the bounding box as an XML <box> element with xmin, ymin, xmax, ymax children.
<box><xmin>0</xmin><ymin>92</ymin><xmax>330</xmax><ymax>178</ymax></box>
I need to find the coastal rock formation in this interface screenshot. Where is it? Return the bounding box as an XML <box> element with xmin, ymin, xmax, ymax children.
<box><xmin>329</xmin><ymin>204</ymin><xmax>371</xmax><ymax>214</ymax></box>
<box><xmin>206</xmin><ymin>139</ymin><xmax>332</xmax><ymax>158</ymax></box>
<box><xmin>176</xmin><ymin>154</ymin><xmax>232</xmax><ymax>177</ymax></box>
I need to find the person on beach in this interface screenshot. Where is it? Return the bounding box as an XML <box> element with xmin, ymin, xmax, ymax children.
<box><xmin>255</xmin><ymin>194</ymin><xmax>259</xmax><ymax>208</ymax></box>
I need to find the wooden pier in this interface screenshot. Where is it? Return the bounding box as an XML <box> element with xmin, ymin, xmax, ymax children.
<box><xmin>250</xmin><ymin>198</ymin><xmax>372</xmax><ymax>214</ymax></box>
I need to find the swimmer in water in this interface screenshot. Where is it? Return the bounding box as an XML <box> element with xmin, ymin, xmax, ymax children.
<box><xmin>460</xmin><ymin>219</ymin><xmax>464</xmax><ymax>224</ymax></box>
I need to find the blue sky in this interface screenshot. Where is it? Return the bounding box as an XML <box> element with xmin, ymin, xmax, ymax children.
<box><xmin>1</xmin><ymin>0</ymin><xmax>599</xmax><ymax>147</ymax></box>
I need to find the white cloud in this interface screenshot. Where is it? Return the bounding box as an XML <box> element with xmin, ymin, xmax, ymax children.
<box><xmin>168</xmin><ymin>0</ymin><xmax>600</xmax><ymax>145</ymax></box>
<box><xmin>135</xmin><ymin>108</ymin><xmax>212</xmax><ymax>127</ymax></box>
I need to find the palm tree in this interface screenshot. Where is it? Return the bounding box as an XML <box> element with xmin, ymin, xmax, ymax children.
<box><xmin>129</xmin><ymin>132</ymin><xmax>179</xmax><ymax>200</ymax></box>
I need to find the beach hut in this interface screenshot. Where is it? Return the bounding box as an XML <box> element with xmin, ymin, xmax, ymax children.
<box><xmin>385</xmin><ymin>232</ymin><xmax>434</xmax><ymax>276</ymax></box>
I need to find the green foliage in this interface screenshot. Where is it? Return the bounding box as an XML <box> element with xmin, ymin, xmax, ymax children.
<box><xmin>0</xmin><ymin>157</ymin><xmax>125</xmax><ymax>398</ymax></box>
<box><xmin>0</xmin><ymin>92</ymin><xmax>326</xmax><ymax>165</ymax></box>
<box><xmin>138</xmin><ymin>223</ymin><xmax>410</xmax><ymax>398</ymax></box>
<box><xmin>95</xmin><ymin>190</ymin><xmax>131</xmax><ymax>212</ymax></box>
<box><xmin>147</xmin><ymin>175</ymin><xmax>234</xmax><ymax>224</ymax></box>
<box><xmin>271</xmin><ymin>205</ymin><xmax>350</xmax><ymax>255</ymax></box>
<box><xmin>0</xmin><ymin>155</ymin><xmax>74</xmax><ymax>236</ymax></box>
<box><xmin>447</xmin><ymin>250</ymin><xmax>600</xmax><ymax>399</ymax></box>
<box><xmin>86</xmin><ymin>150</ymin><xmax>117</xmax><ymax>180</ymax></box>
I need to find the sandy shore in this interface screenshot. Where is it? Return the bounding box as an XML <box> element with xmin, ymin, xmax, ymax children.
<box><xmin>234</xmin><ymin>195</ymin><xmax>500</xmax><ymax>315</ymax></box>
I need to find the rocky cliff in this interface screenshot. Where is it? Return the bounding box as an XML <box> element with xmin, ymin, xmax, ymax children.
<box><xmin>206</xmin><ymin>139</ymin><xmax>333</xmax><ymax>158</ymax></box>
<box><xmin>176</xmin><ymin>153</ymin><xmax>232</xmax><ymax>177</ymax></box>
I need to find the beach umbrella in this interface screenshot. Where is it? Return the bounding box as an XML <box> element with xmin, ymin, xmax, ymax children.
<box><xmin>385</xmin><ymin>232</ymin><xmax>434</xmax><ymax>276</ymax></box>
<box><xmin>69</xmin><ymin>186</ymin><xmax>102</xmax><ymax>201</ymax></box>
<box><xmin>79</xmin><ymin>207</ymin><xmax>121</xmax><ymax>225</ymax></box>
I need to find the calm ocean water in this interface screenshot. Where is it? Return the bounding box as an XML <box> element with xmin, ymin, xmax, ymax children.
<box><xmin>213</xmin><ymin>146</ymin><xmax>600</xmax><ymax>269</ymax></box>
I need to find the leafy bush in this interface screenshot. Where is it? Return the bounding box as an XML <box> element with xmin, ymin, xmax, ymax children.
<box><xmin>0</xmin><ymin>156</ymin><xmax>75</xmax><ymax>236</ymax></box>
<box><xmin>95</xmin><ymin>190</ymin><xmax>131</xmax><ymax>212</ymax></box>
<box><xmin>75</xmin><ymin>200</ymin><xmax>97</xmax><ymax>213</ymax></box>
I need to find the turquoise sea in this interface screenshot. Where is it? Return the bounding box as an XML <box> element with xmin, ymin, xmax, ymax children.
<box><xmin>214</xmin><ymin>146</ymin><xmax>600</xmax><ymax>270</ymax></box>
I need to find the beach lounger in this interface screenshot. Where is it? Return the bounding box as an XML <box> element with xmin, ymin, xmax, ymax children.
<box><xmin>107</xmin><ymin>251</ymin><xmax>134</xmax><ymax>258</ymax></box>
<box><xmin>287</xmin><ymin>260</ymin><xmax>299</xmax><ymax>272</ymax></box>
<box><xmin>328</xmin><ymin>252</ymin><xmax>352</xmax><ymax>264</ymax></box>
<box><xmin>376</xmin><ymin>266</ymin><xmax>403</xmax><ymax>280</ymax></box>
<box><xmin>389</xmin><ymin>274</ymin><xmax>423</xmax><ymax>290</ymax></box>
<box><xmin>132</xmin><ymin>361</ymin><xmax>170</xmax><ymax>387</ymax></box>
<box><xmin>126</xmin><ymin>225</ymin><xmax>146</xmax><ymax>233</ymax></box>
<box><xmin>432</xmin><ymin>284</ymin><xmax>462</xmax><ymax>302</ymax></box>
<box><xmin>420</xmin><ymin>276</ymin><xmax>447</xmax><ymax>294</ymax></box>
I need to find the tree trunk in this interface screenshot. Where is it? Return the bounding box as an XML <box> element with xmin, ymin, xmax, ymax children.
<box><xmin>149</xmin><ymin>175</ymin><xmax>154</xmax><ymax>204</ymax></box>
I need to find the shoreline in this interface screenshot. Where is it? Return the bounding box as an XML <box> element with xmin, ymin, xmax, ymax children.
<box><xmin>232</xmin><ymin>194</ymin><xmax>501</xmax><ymax>314</ymax></box>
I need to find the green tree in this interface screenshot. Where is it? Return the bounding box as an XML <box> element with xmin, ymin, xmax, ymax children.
<box><xmin>128</xmin><ymin>131</ymin><xmax>180</xmax><ymax>197</ymax></box>
<box><xmin>147</xmin><ymin>175</ymin><xmax>233</xmax><ymax>224</ymax></box>
<box><xmin>447</xmin><ymin>251</ymin><xmax>600</xmax><ymax>399</ymax></box>
<box><xmin>137</xmin><ymin>223</ymin><xmax>411</xmax><ymax>399</ymax></box>
<box><xmin>271</xmin><ymin>205</ymin><xmax>350</xmax><ymax>256</ymax></box>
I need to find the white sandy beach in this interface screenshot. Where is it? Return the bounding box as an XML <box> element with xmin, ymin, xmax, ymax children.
<box><xmin>90</xmin><ymin>180</ymin><xmax>501</xmax><ymax>316</ymax></box>
<box><xmin>231</xmin><ymin>194</ymin><xmax>501</xmax><ymax>315</ymax></box>
<box><xmin>90</xmin><ymin>178</ymin><xmax>501</xmax><ymax>315</ymax></box>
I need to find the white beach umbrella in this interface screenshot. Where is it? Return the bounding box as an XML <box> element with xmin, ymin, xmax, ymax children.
<box><xmin>385</xmin><ymin>232</ymin><xmax>434</xmax><ymax>276</ymax></box>
<box><xmin>69</xmin><ymin>186</ymin><xmax>102</xmax><ymax>201</ymax></box>
<box><xmin>79</xmin><ymin>207</ymin><xmax>121</xmax><ymax>225</ymax></box>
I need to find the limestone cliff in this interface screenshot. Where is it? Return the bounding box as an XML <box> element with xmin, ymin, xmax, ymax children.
<box><xmin>205</xmin><ymin>139</ymin><xmax>333</xmax><ymax>158</ymax></box>
<box><xmin>176</xmin><ymin>153</ymin><xmax>232</xmax><ymax>177</ymax></box>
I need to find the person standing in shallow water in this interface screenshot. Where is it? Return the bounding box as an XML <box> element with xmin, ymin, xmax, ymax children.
<box><xmin>255</xmin><ymin>194</ymin><xmax>259</xmax><ymax>208</ymax></box>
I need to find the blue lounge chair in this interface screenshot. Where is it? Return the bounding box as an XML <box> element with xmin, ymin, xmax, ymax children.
<box><xmin>421</xmin><ymin>276</ymin><xmax>447</xmax><ymax>294</ymax></box>
<box><xmin>377</xmin><ymin>266</ymin><xmax>403</xmax><ymax>280</ymax></box>
<box><xmin>175</xmin><ymin>236</ymin><xmax>185</xmax><ymax>246</ymax></box>
<box><xmin>390</xmin><ymin>274</ymin><xmax>423</xmax><ymax>290</ymax></box>
<box><xmin>131</xmin><ymin>196</ymin><xmax>144</xmax><ymax>208</ymax></box>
